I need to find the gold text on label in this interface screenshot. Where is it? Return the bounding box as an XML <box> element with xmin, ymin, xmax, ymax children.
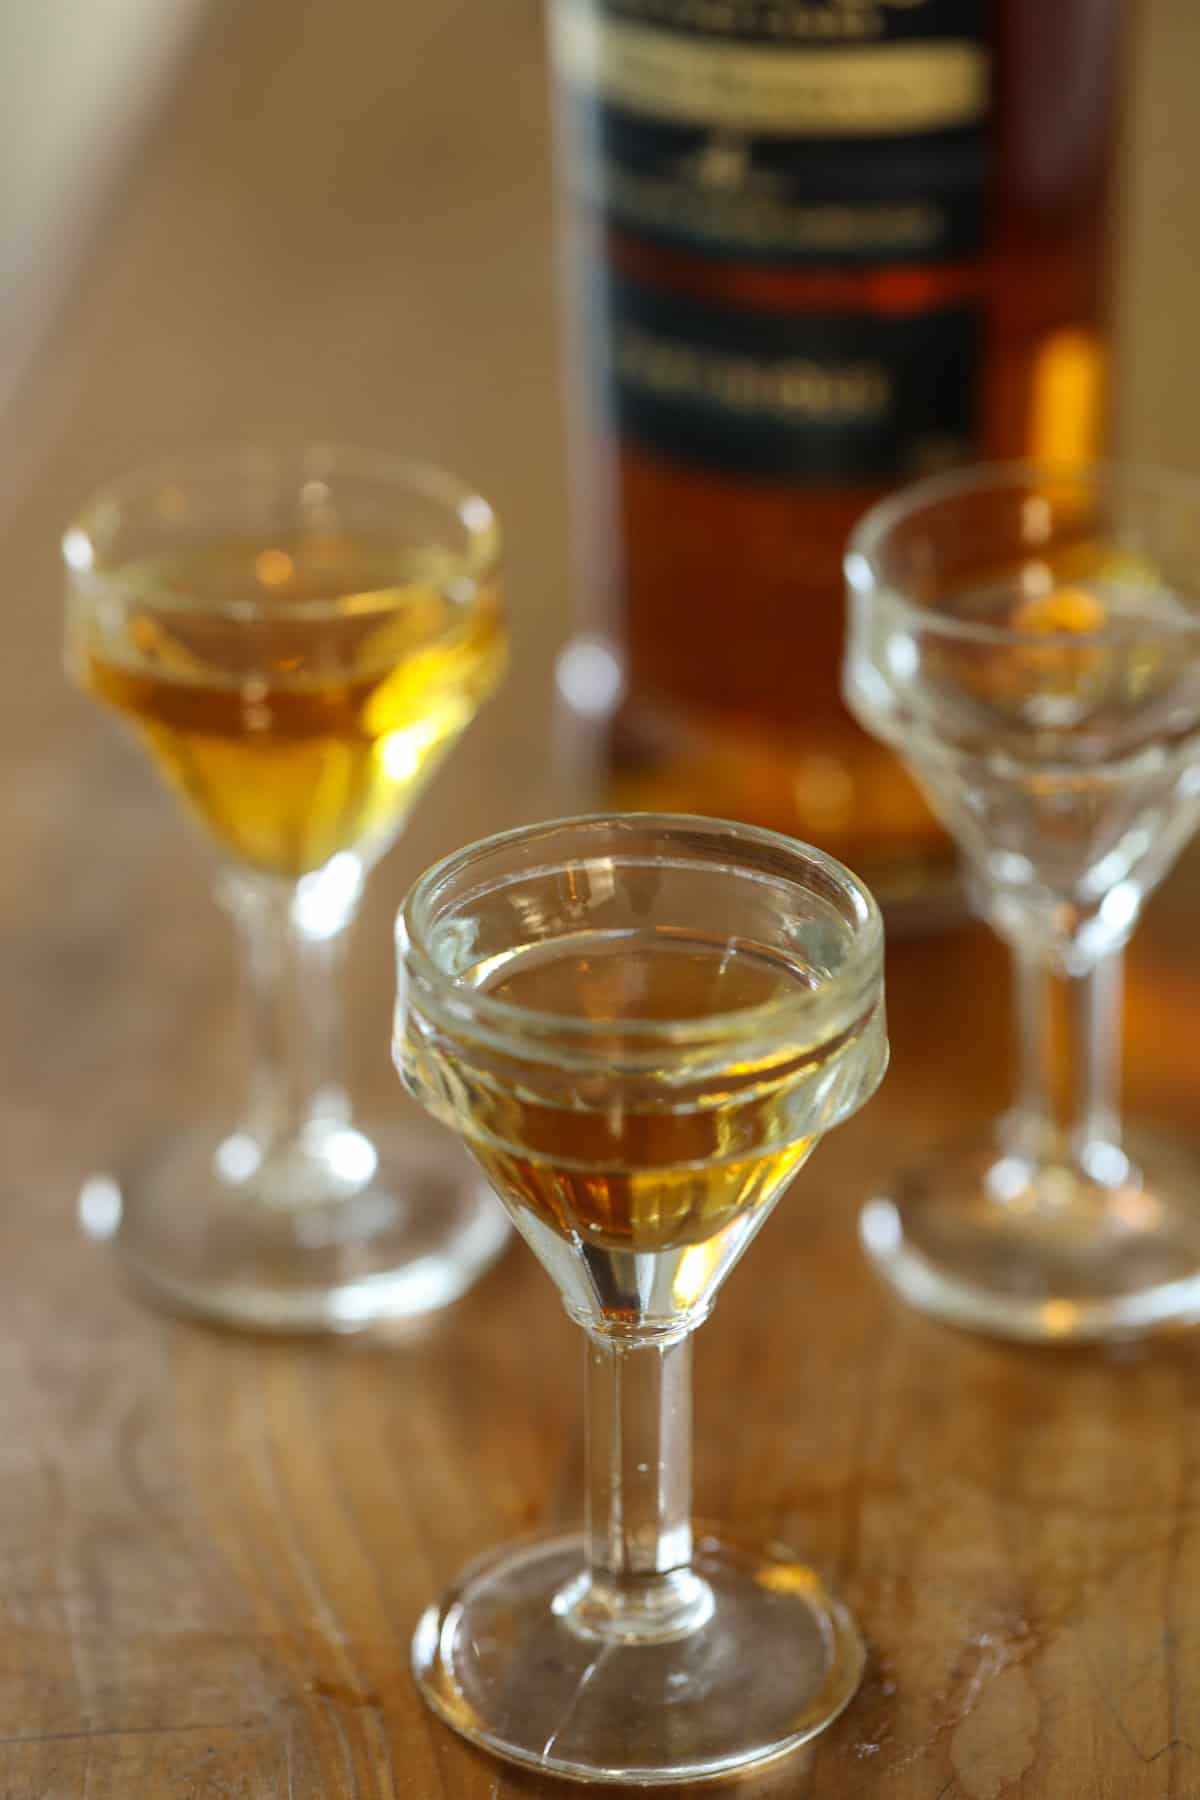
<box><xmin>616</xmin><ymin>327</ymin><xmax>892</xmax><ymax>422</ymax></box>
<box><xmin>554</xmin><ymin>1</ymin><xmax>989</xmax><ymax>136</ymax></box>
<box><xmin>588</xmin><ymin>0</ymin><xmax>934</xmax><ymax>45</ymax></box>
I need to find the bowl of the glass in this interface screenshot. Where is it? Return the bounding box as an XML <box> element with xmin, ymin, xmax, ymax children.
<box><xmin>395</xmin><ymin>815</ymin><xmax>887</xmax><ymax>1331</ymax></box>
<box><xmin>846</xmin><ymin>513</ymin><xmax>1200</xmax><ymax>956</ymax></box>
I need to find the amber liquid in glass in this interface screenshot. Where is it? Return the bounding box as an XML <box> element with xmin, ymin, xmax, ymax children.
<box><xmin>448</xmin><ymin>931</ymin><xmax>831</xmax><ymax>1254</ymax></box>
<box><xmin>74</xmin><ymin>535</ymin><xmax>506</xmax><ymax>877</ymax></box>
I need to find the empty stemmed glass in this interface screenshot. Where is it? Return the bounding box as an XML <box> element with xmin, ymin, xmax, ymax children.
<box><xmin>394</xmin><ymin>813</ymin><xmax>886</xmax><ymax>1785</ymax></box>
<box><xmin>65</xmin><ymin>447</ymin><xmax>509</xmax><ymax>1331</ymax></box>
<box><xmin>845</xmin><ymin>462</ymin><xmax>1200</xmax><ymax>1341</ymax></box>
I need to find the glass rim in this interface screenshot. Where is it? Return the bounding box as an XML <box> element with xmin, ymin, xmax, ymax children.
<box><xmin>62</xmin><ymin>442</ymin><xmax>501</xmax><ymax>621</ymax></box>
<box><xmin>845</xmin><ymin>458</ymin><xmax>1200</xmax><ymax>650</ymax></box>
<box><xmin>397</xmin><ymin>812</ymin><xmax>884</xmax><ymax>1061</ymax></box>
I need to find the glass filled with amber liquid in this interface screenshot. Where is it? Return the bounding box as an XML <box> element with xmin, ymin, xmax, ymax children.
<box><xmin>65</xmin><ymin>448</ymin><xmax>508</xmax><ymax>1331</ymax></box>
<box><xmin>395</xmin><ymin>814</ymin><xmax>887</xmax><ymax>1785</ymax></box>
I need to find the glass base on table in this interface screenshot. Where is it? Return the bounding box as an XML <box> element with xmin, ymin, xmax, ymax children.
<box><xmin>411</xmin><ymin>1530</ymin><xmax>864</xmax><ymax>1786</ymax></box>
<box><xmin>862</xmin><ymin>1132</ymin><xmax>1200</xmax><ymax>1343</ymax></box>
<box><xmin>78</xmin><ymin>1116</ymin><xmax>510</xmax><ymax>1333</ymax></box>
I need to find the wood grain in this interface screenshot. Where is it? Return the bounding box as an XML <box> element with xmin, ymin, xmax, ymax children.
<box><xmin>3</xmin><ymin>0</ymin><xmax>1200</xmax><ymax>1795</ymax></box>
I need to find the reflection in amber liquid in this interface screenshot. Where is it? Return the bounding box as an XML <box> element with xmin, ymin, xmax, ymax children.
<box><xmin>444</xmin><ymin>932</ymin><xmax>830</xmax><ymax>1255</ymax></box>
<box><xmin>74</xmin><ymin>534</ymin><xmax>505</xmax><ymax>877</ymax></box>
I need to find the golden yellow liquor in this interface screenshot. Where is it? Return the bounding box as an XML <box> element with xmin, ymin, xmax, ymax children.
<box><xmin>72</xmin><ymin>533</ymin><xmax>506</xmax><ymax>877</ymax></box>
<box><xmin>452</xmin><ymin>932</ymin><xmax>829</xmax><ymax>1254</ymax></box>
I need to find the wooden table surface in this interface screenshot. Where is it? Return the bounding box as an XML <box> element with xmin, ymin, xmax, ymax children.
<box><xmin>5</xmin><ymin>1</ymin><xmax>1200</xmax><ymax>1795</ymax></box>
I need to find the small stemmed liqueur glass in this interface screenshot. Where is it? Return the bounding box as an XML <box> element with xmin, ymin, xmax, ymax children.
<box><xmin>395</xmin><ymin>814</ymin><xmax>886</xmax><ymax>1785</ymax></box>
<box><xmin>845</xmin><ymin>462</ymin><xmax>1200</xmax><ymax>1342</ymax></box>
<box><xmin>65</xmin><ymin>447</ymin><xmax>509</xmax><ymax>1331</ymax></box>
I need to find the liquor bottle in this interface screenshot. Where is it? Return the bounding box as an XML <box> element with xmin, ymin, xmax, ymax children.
<box><xmin>550</xmin><ymin>0</ymin><xmax>1123</xmax><ymax>921</ymax></box>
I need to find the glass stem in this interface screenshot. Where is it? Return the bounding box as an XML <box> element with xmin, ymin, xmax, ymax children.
<box><xmin>219</xmin><ymin>865</ymin><xmax>363</xmax><ymax>1160</ymax></box>
<box><xmin>563</xmin><ymin>1328</ymin><xmax>711</xmax><ymax>1644</ymax></box>
<box><xmin>1010</xmin><ymin>938</ymin><xmax>1123</xmax><ymax>1169</ymax></box>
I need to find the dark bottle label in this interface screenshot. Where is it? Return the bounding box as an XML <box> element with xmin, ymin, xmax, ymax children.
<box><xmin>602</xmin><ymin>266</ymin><xmax>979</xmax><ymax>479</ymax></box>
<box><xmin>555</xmin><ymin>0</ymin><xmax>992</xmax><ymax>480</ymax></box>
<box><xmin>554</xmin><ymin>0</ymin><xmax>992</xmax><ymax>265</ymax></box>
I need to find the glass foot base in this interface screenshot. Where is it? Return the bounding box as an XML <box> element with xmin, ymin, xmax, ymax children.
<box><xmin>412</xmin><ymin>1531</ymin><xmax>864</xmax><ymax>1785</ymax></box>
<box><xmin>79</xmin><ymin>1117</ymin><xmax>510</xmax><ymax>1333</ymax></box>
<box><xmin>862</xmin><ymin>1133</ymin><xmax>1200</xmax><ymax>1342</ymax></box>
